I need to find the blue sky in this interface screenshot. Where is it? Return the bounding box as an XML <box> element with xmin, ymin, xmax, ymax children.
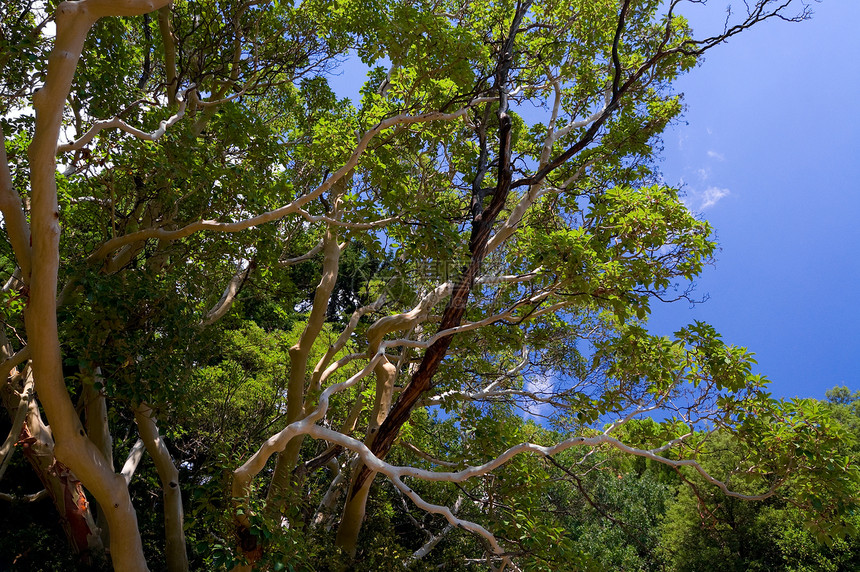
<box><xmin>330</xmin><ymin>1</ymin><xmax>859</xmax><ymax>402</ymax></box>
<box><xmin>647</xmin><ymin>0</ymin><xmax>860</xmax><ymax>400</ymax></box>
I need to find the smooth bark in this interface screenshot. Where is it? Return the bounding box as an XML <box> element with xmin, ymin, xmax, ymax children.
<box><xmin>26</xmin><ymin>2</ymin><xmax>172</xmax><ymax>570</ymax></box>
<box><xmin>134</xmin><ymin>403</ymin><xmax>189</xmax><ymax>572</ymax></box>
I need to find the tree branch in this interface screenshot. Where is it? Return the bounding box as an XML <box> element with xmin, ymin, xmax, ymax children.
<box><xmin>87</xmin><ymin>108</ymin><xmax>471</xmax><ymax>264</ymax></box>
<box><xmin>134</xmin><ymin>403</ymin><xmax>188</xmax><ymax>572</ymax></box>
<box><xmin>0</xmin><ymin>125</ymin><xmax>32</xmax><ymax>282</ymax></box>
<box><xmin>200</xmin><ymin>258</ymin><xmax>255</xmax><ymax>327</ymax></box>
<box><xmin>57</xmin><ymin>86</ymin><xmax>192</xmax><ymax>153</ymax></box>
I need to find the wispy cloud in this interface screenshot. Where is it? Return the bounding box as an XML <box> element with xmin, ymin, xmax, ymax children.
<box><xmin>707</xmin><ymin>150</ymin><xmax>725</xmax><ymax>161</ymax></box>
<box><xmin>522</xmin><ymin>375</ymin><xmax>555</xmax><ymax>421</ymax></box>
<box><xmin>684</xmin><ymin>186</ymin><xmax>730</xmax><ymax>212</ymax></box>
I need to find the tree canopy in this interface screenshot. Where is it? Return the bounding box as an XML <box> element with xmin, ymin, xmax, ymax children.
<box><xmin>0</xmin><ymin>0</ymin><xmax>856</xmax><ymax>570</ymax></box>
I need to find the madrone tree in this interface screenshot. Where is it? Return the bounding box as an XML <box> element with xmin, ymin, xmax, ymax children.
<box><xmin>0</xmin><ymin>0</ymin><xmax>855</xmax><ymax>570</ymax></box>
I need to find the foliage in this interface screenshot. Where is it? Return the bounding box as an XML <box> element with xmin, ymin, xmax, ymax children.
<box><xmin>0</xmin><ymin>0</ymin><xmax>855</xmax><ymax>570</ymax></box>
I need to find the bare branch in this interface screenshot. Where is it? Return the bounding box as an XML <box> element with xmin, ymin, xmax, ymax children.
<box><xmin>0</xmin><ymin>125</ymin><xmax>32</xmax><ymax>281</ymax></box>
<box><xmin>201</xmin><ymin>258</ymin><xmax>255</xmax><ymax>327</ymax></box>
<box><xmin>121</xmin><ymin>439</ymin><xmax>146</xmax><ymax>485</ymax></box>
<box><xmin>134</xmin><ymin>403</ymin><xmax>188</xmax><ymax>571</ymax></box>
<box><xmin>157</xmin><ymin>6</ymin><xmax>177</xmax><ymax>106</ymax></box>
<box><xmin>402</xmin><ymin>499</ymin><xmax>460</xmax><ymax>567</ymax></box>
<box><xmin>280</xmin><ymin>240</ymin><xmax>323</xmax><ymax>266</ymax></box>
<box><xmin>0</xmin><ymin>373</ymin><xmax>33</xmax><ymax>482</ymax></box>
<box><xmin>0</xmin><ymin>489</ymin><xmax>49</xmax><ymax>503</ymax></box>
<box><xmin>296</xmin><ymin>207</ymin><xmax>401</xmax><ymax>230</ymax></box>
<box><xmin>0</xmin><ymin>347</ymin><xmax>31</xmax><ymax>380</ymax></box>
<box><xmin>57</xmin><ymin>87</ymin><xmax>192</xmax><ymax>153</ymax></box>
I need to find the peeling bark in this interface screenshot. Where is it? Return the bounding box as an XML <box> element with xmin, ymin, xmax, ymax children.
<box><xmin>0</xmin><ymin>326</ymin><xmax>104</xmax><ymax>560</ymax></box>
<box><xmin>5</xmin><ymin>370</ymin><xmax>106</xmax><ymax>562</ymax></box>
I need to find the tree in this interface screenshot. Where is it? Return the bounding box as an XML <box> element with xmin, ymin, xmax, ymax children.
<box><xmin>658</xmin><ymin>392</ymin><xmax>860</xmax><ymax>571</ymax></box>
<box><xmin>0</xmin><ymin>0</ymin><xmax>855</xmax><ymax>570</ymax></box>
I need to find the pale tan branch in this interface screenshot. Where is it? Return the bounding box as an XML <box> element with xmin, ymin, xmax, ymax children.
<box><xmin>0</xmin><ymin>373</ymin><xmax>33</xmax><ymax>481</ymax></box>
<box><xmin>88</xmin><ymin>109</ymin><xmax>470</xmax><ymax>264</ymax></box>
<box><xmin>0</xmin><ymin>347</ymin><xmax>31</xmax><ymax>380</ymax></box>
<box><xmin>57</xmin><ymin>87</ymin><xmax>191</xmax><ymax>153</ymax></box>
<box><xmin>134</xmin><ymin>403</ymin><xmax>188</xmax><ymax>572</ymax></box>
<box><xmin>280</xmin><ymin>240</ymin><xmax>323</xmax><ymax>266</ymax></box>
<box><xmin>188</xmin><ymin>81</ymin><xmax>256</xmax><ymax>109</ymax></box>
<box><xmin>311</xmin><ymin>456</ymin><xmax>349</xmax><ymax>529</ymax></box>
<box><xmin>66</xmin><ymin>0</ymin><xmax>173</xmax><ymax>19</ymax></box>
<box><xmin>486</xmin><ymin>158</ymin><xmax>593</xmax><ymax>255</ymax></box>
<box><xmin>0</xmin><ymin>125</ymin><xmax>32</xmax><ymax>281</ymax></box>
<box><xmin>201</xmin><ymin>259</ymin><xmax>254</xmax><ymax>327</ymax></box>
<box><xmin>421</xmin><ymin>387</ymin><xmax>567</xmax><ymax>408</ymax></box>
<box><xmin>402</xmin><ymin>496</ymin><xmax>462</xmax><ymax>567</ymax></box>
<box><xmin>82</xmin><ymin>368</ymin><xmax>113</xmax><ymax>469</ymax></box>
<box><xmin>0</xmin><ymin>488</ymin><xmax>49</xmax><ymax>503</ymax></box>
<box><xmin>313</xmin><ymin>352</ymin><xmax>369</xmax><ymax>393</ymax></box>
<box><xmin>296</xmin><ymin>207</ymin><xmax>400</xmax><ymax>230</ymax></box>
<box><xmin>121</xmin><ymin>439</ymin><xmax>146</xmax><ymax>485</ymax></box>
<box><xmin>389</xmin><ymin>294</ymin><xmax>559</xmax><ymax>351</ymax></box>
<box><xmin>309</xmin><ymin>295</ymin><xmax>386</xmax><ymax>398</ymax></box>
<box><xmin>157</xmin><ymin>6</ymin><xmax>177</xmax><ymax>106</ymax></box>
<box><xmin>240</xmin><ymin>363</ymin><xmax>777</xmax><ymax>561</ymax></box>
<box><xmin>365</xmin><ymin>281</ymin><xmax>454</xmax><ymax>354</ymax></box>
<box><xmin>401</xmin><ymin>441</ymin><xmax>458</xmax><ymax>468</ymax></box>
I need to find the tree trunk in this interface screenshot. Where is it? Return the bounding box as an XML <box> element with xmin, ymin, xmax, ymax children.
<box><xmin>134</xmin><ymin>403</ymin><xmax>189</xmax><ymax>572</ymax></box>
<box><xmin>25</xmin><ymin>2</ymin><xmax>174</xmax><ymax>570</ymax></box>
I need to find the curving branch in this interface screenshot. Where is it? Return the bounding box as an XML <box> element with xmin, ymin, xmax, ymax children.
<box><xmin>0</xmin><ymin>347</ymin><xmax>31</xmax><ymax>380</ymax></box>
<box><xmin>0</xmin><ymin>373</ymin><xmax>33</xmax><ymax>482</ymax></box>
<box><xmin>296</xmin><ymin>207</ymin><xmax>401</xmax><ymax>230</ymax></box>
<box><xmin>279</xmin><ymin>240</ymin><xmax>323</xmax><ymax>266</ymax></box>
<box><xmin>57</xmin><ymin>87</ymin><xmax>192</xmax><ymax>153</ymax></box>
<box><xmin>87</xmin><ymin>108</ymin><xmax>471</xmax><ymax>264</ymax></box>
<box><xmin>308</xmin><ymin>294</ymin><xmax>386</xmax><ymax>399</ymax></box>
<box><xmin>0</xmin><ymin>488</ymin><xmax>49</xmax><ymax>503</ymax></box>
<box><xmin>402</xmin><ymin>497</ymin><xmax>461</xmax><ymax>567</ymax></box>
<box><xmin>157</xmin><ymin>5</ymin><xmax>177</xmax><ymax>106</ymax></box>
<box><xmin>400</xmin><ymin>441</ymin><xmax>458</xmax><ymax>468</ymax></box>
<box><xmin>121</xmin><ymin>439</ymin><xmax>146</xmax><ymax>485</ymax></box>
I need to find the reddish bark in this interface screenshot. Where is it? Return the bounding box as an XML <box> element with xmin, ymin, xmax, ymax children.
<box><xmin>19</xmin><ymin>423</ymin><xmax>102</xmax><ymax>563</ymax></box>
